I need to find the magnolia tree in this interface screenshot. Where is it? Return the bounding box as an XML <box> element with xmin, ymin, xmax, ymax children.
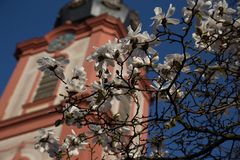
<box><xmin>34</xmin><ymin>0</ymin><xmax>240</xmax><ymax>159</ymax></box>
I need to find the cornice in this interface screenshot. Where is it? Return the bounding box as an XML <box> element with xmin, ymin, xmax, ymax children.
<box><xmin>0</xmin><ymin>105</ymin><xmax>60</xmax><ymax>140</ymax></box>
<box><xmin>15</xmin><ymin>14</ymin><xmax>127</xmax><ymax>60</ymax></box>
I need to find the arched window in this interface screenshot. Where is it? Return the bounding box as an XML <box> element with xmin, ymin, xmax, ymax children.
<box><xmin>33</xmin><ymin>56</ymin><xmax>66</xmax><ymax>101</ymax></box>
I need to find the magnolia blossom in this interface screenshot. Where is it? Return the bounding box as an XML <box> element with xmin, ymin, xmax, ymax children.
<box><xmin>72</xmin><ymin>66</ymin><xmax>86</xmax><ymax>80</ymax></box>
<box><xmin>34</xmin><ymin>129</ymin><xmax>59</xmax><ymax>157</ymax></box>
<box><xmin>61</xmin><ymin>130</ymin><xmax>87</xmax><ymax>156</ymax></box>
<box><xmin>151</xmin><ymin>4</ymin><xmax>179</xmax><ymax>28</ymax></box>
<box><xmin>66</xmin><ymin>66</ymin><xmax>86</xmax><ymax>92</ymax></box>
<box><xmin>127</xmin><ymin>24</ymin><xmax>157</xmax><ymax>44</ymax></box>
<box><xmin>209</xmin><ymin>0</ymin><xmax>235</xmax><ymax>23</ymax></box>
<box><xmin>88</xmin><ymin>124</ymin><xmax>110</xmax><ymax>149</ymax></box>
<box><xmin>152</xmin><ymin>52</ymin><xmax>159</xmax><ymax>63</ymax></box>
<box><xmin>129</xmin><ymin>47</ymin><xmax>157</xmax><ymax>65</ymax></box>
<box><xmin>155</xmin><ymin>53</ymin><xmax>190</xmax><ymax>81</ymax></box>
<box><xmin>127</xmin><ymin>64</ymin><xmax>140</xmax><ymax>77</ymax></box>
<box><xmin>88</xmin><ymin>125</ymin><xmax>130</xmax><ymax>153</ymax></box>
<box><xmin>64</xmin><ymin>105</ymin><xmax>87</xmax><ymax>128</ymax></box>
<box><xmin>165</xmin><ymin>53</ymin><xmax>190</xmax><ymax>72</ymax></box>
<box><xmin>118</xmin><ymin>126</ymin><xmax>131</xmax><ymax>134</ymax></box>
<box><xmin>87</xmin><ymin>39</ymin><xmax>124</xmax><ymax>71</ymax></box>
<box><xmin>151</xmin><ymin>80</ymin><xmax>184</xmax><ymax>100</ymax></box>
<box><xmin>37</xmin><ymin>56</ymin><xmax>69</xmax><ymax>80</ymax></box>
<box><xmin>195</xmin><ymin>64</ymin><xmax>227</xmax><ymax>82</ymax></box>
<box><xmin>183</xmin><ymin>0</ymin><xmax>212</xmax><ymax>23</ymax></box>
<box><xmin>192</xmin><ymin>20</ymin><xmax>211</xmax><ymax>50</ymax></box>
<box><xmin>88</xmin><ymin>80</ymin><xmax>113</xmax><ymax>112</ymax></box>
<box><xmin>192</xmin><ymin>16</ymin><xmax>232</xmax><ymax>51</ymax></box>
<box><xmin>191</xmin><ymin>0</ymin><xmax>237</xmax><ymax>52</ymax></box>
<box><xmin>132</xmin><ymin>56</ymin><xmax>150</xmax><ymax>68</ymax></box>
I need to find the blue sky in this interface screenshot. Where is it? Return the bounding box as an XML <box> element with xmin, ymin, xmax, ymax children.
<box><xmin>0</xmin><ymin>0</ymin><xmax>185</xmax><ymax>95</ymax></box>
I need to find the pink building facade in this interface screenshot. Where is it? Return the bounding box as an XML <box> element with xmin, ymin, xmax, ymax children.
<box><xmin>0</xmin><ymin>1</ymin><xmax>150</xmax><ymax>159</ymax></box>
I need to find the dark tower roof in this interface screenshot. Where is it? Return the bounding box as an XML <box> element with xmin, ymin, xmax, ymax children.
<box><xmin>54</xmin><ymin>0</ymin><xmax>140</xmax><ymax>30</ymax></box>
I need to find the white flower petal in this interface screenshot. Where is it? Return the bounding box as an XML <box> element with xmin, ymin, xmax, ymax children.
<box><xmin>167</xmin><ymin>18</ymin><xmax>180</xmax><ymax>25</ymax></box>
<box><xmin>166</xmin><ymin>4</ymin><xmax>175</xmax><ymax>18</ymax></box>
<box><xmin>154</xmin><ymin>7</ymin><xmax>163</xmax><ymax>16</ymax></box>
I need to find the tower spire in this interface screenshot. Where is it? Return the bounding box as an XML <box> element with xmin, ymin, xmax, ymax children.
<box><xmin>54</xmin><ymin>0</ymin><xmax>140</xmax><ymax>30</ymax></box>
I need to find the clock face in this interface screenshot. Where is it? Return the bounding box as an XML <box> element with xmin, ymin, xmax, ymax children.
<box><xmin>48</xmin><ymin>33</ymin><xmax>75</xmax><ymax>52</ymax></box>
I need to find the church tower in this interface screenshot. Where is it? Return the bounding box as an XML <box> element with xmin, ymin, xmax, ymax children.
<box><xmin>0</xmin><ymin>0</ymin><xmax>150</xmax><ymax>159</ymax></box>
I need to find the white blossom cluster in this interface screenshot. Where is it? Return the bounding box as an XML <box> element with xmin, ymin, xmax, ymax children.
<box><xmin>188</xmin><ymin>0</ymin><xmax>240</xmax><ymax>52</ymax></box>
<box><xmin>37</xmin><ymin>56</ymin><xmax>69</xmax><ymax>80</ymax></box>
<box><xmin>34</xmin><ymin>129</ymin><xmax>60</xmax><ymax>158</ymax></box>
<box><xmin>35</xmin><ymin>0</ymin><xmax>240</xmax><ymax>159</ymax></box>
<box><xmin>35</xmin><ymin>129</ymin><xmax>87</xmax><ymax>158</ymax></box>
<box><xmin>88</xmin><ymin>124</ymin><xmax>130</xmax><ymax>153</ymax></box>
<box><xmin>66</xmin><ymin>66</ymin><xmax>87</xmax><ymax>93</ymax></box>
<box><xmin>63</xmin><ymin>105</ymin><xmax>87</xmax><ymax>128</ymax></box>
